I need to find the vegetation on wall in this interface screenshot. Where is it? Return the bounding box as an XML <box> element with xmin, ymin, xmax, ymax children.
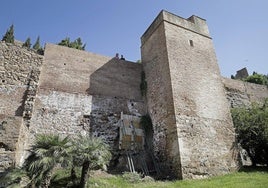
<box><xmin>231</xmin><ymin>99</ymin><xmax>268</xmax><ymax>166</ymax></box>
<box><xmin>2</xmin><ymin>24</ymin><xmax>15</xmax><ymax>44</ymax></box>
<box><xmin>0</xmin><ymin>25</ymin><xmax>91</xmax><ymax>56</ymax></box>
<box><xmin>244</xmin><ymin>72</ymin><xmax>268</xmax><ymax>86</ymax></box>
<box><xmin>58</xmin><ymin>37</ymin><xmax>86</xmax><ymax>50</ymax></box>
<box><xmin>1</xmin><ymin>24</ymin><xmax>45</xmax><ymax>55</ymax></box>
<box><xmin>0</xmin><ymin>25</ymin><xmax>87</xmax><ymax>55</ymax></box>
<box><xmin>32</xmin><ymin>36</ymin><xmax>44</xmax><ymax>55</ymax></box>
<box><xmin>22</xmin><ymin>37</ymin><xmax>31</xmax><ymax>49</ymax></box>
<box><xmin>140</xmin><ymin>71</ymin><xmax>147</xmax><ymax>97</ymax></box>
<box><xmin>32</xmin><ymin>36</ymin><xmax>41</xmax><ymax>50</ymax></box>
<box><xmin>232</xmin><ymin>71</ymin><xmax>268</xmax><ymax>86</ymax></box>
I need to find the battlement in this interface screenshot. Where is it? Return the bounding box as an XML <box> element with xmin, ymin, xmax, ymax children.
<box><xmin>141</xmin><ymin>10</ymin><xmax>210</xmax><ymax>45</ymax></box>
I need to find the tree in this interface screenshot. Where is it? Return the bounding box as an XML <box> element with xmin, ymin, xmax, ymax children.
<box><xmin>71</xmin><ymin>37</ymin><xmax>86</xmax><ymax>50</ymax></box>
<box><xmin>2</xmin><ymin>134</ymin><xmax>111</xmax><ymax>187</ymax></box>
<box><xmin>0</xmin><ymin>168</ymin><xmax>30</xmax><ymax>187</ymax></box>
<box><xmin>2</xmin><ymin>24</ymin><xmax>15</xmax><ymax>43</ymax></box>
<box><xmin>72</xmin><ymin>135</ymin><xmax>111</xmax><ymax>188</ymax></box>
<box><xmin>32</xmin><ymin>36</ymin><xmax>44</xmax><ymax>55</ymax></box>
<box><xmin>22</xmin><ymin>37</ymin><xmax>31</xmax><ymax>49</ymax></box>
<box><xmin>244</xmin><ymin>72</ymin><xmax>268</xmax><ymax>86</ymax></box>
<box><xmin>24</xmin><ymin>134</ymin><xmax>72</xmax><ymax>188</ymax></box>
<box><xmin>58</xmin><ymin>37</ymin><xmax>86</xmax><ymax>50</ymax></box>
<box><xmin>231</xmin><ymin>99</ymin><xmax>268</xmax><ymax>166</ymax></box>
<box><xmin>33</xmin><ymin>36</ymin><xmax>41</xmax><ymax>50</ymax></box>
<box><xmin>58</xmin><ymin>37</ymin><xmax>71</xmax><ymax>47</ymax></box>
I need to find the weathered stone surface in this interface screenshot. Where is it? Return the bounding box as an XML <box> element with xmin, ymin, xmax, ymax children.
<box><xmin>28</xmin><ymin>90</ymin><xmax>145</xmax><ymax>148</ymax></box>
<box><xmin>0</xmin><ymin>116</ymin><xmax>24</xmax><ymax>172</ymax></box>
<box><xmin>222</xmin><ymin>77</ymin><xmax>268</xmax><ymax>108</ymax></box>
<box><xmin>0</xmin><ymin>41</ymin><xmax>42</xmax><ymax>87</ymax></box>
<box><xmin>41</xmin><ymin>43</ymin><xmax>142</xmax><ymax>100</ymax></box>
<box><xmin>141</xmin><ymin>17</ymin><xmax>178</xmax><ymax>177</ymax></box>
<box><xmin>141</xmin><ymin>10</ymin><xmax>239</xmax><ymax>179</ymax></box>
<box><xmin>0</xmin><ymin>41</ymin><xmax>42</xmax><ymax>171</ymax></box>
<box><xmin>25</xmin><ymin>45</ymin><xmax>146</xmax><ymax>166</ymax></box>
<box><xmin>0</xmin><ymin>41</ymin><xmax>42</xmax><ymax>118</ymax></box>
<box><xmin>0</xmin><ymin>11</ymin><xmax>267</xmax><ymax>179</ymax></box>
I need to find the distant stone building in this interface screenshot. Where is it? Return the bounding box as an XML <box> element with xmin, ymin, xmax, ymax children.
<box><xmin>1</xmin><ymin>10</ymin><xmax>268</xmax><ymax>179</ymax></box>
<box><xmin>235</xmin><ymin>67</ymin><xmax>249</xmax><ymax>79</ymax></box>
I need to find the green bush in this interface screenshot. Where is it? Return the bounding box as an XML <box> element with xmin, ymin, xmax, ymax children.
<box><xmin>122</xmin><ymin>172</ymin><xmax>142</xmax><ymax>183</ymax></box>
<box><xmin>58</xmin><ymin>37</ymin><xmax>86</xmax><ymax>50</ymax></box>
<box><xmin>231</xmin><ymin>99</ymin><xmax>268</xmax><ymax>166</ymax></box>
<box><xmin>244</xmin><ymin>72</ymin><xmax>268</xmax><ymax>86</ymax></box>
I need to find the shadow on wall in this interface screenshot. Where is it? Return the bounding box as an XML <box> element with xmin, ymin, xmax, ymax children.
<box><xmin>86</xmin><ymin>57</ymin><xmax>142</xmax><ymax>100</ymax></box>
<box><xmin>15</xmin><ymin>89</ymin><xmax>27</xmax><ymax>116</ymax></box>
<box><xmin>15</xmin><ymin>71</ymin><xmax>33</xmax><ymax>116</ymax></box>
<box><xmin>84</xmin><ymin>58</ymin><xmax>145</xmax><ymax>167</ymax></box>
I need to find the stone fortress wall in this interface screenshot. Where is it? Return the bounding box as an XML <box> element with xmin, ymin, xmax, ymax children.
<box><xmin>0</xmin><ymin>41</ymin><xmax>43</xmax><ymax>170</ymax></box>
<box><xmin>0</xmin><ymin>41</ymin><xmax>146</xmax><ymax>172</ymax></box>
<box><xmin>29</xmin><ymin>43</ymin><xmax>145</xmax><ymax>153</ymax></box>
<box><xmin>222</xmin><ymin>77</ymin><xmax>268</xmax><ymax>108</ymax></box>
<box><xmin>0</xmin><ymin>10</ymin><xmax>267</xmax><ymax>178</ymax></box>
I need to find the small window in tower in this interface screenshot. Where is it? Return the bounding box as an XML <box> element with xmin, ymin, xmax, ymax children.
<box><xmin>189</xmin><ymin>40</ymin><xmax>194</xmax><ymax>47</ymax></box>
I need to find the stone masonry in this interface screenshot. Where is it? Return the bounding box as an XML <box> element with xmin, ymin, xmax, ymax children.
<box><xmin>0</xmin><ymin>10</ymin><xmax>267</xmax><ymax>179</ymax></box>
<box><xmin>0</xmin><ymin>41</ymin><xmax>43</xmax><ymax>170</ymax></box>
<box><xmin>141</xmin><ymin>11</ymin><xmax>239</xmax><ymax>179</ymax></box>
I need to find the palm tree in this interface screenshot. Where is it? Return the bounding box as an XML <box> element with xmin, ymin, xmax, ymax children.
<box><xmin>24</xmin><ymin>134</ymin><xmax>72</xmax><ymax>188</ymax></box>
<box><xmin>72</xmin><ymin>135</ymin><xmax>111</xmax><ymax>188</ymax></box>
<box><xmin>0</xmin><ymin>168</ymin><xmax>30</xmax><ymax>187</ymax></box>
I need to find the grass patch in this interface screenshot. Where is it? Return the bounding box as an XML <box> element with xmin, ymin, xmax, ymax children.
<box><xmin>50</xmin><ymin>167</ymin><xmax>268</xmax><ymax>188</ymax></box>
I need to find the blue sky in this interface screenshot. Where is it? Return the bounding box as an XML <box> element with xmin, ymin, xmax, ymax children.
<box><xmin>0</xmin><ymin>0</ymin><xmax>267</xmax><ymax>77</ymax></box>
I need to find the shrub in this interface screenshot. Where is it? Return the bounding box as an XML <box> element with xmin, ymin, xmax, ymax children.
<box><xmin>122</xmin><ymin>172</ymin><xmax>142</xmax><ymax>183</ymax></box>
<box><xmin>244</xmin><ymin>73</ymin><xmax>268</xmax><ymax>86</ymax></box>
<box><xmin>58</xmin><ymin>37</ymin><xmax>86</xmax><ymax>50</ymax></box>
<box><xmin>231</xmin><ymin>99</ymin><xmax>268</xmax><ymax>166</ymax></box>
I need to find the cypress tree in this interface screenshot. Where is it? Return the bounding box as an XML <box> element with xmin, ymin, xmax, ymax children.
<box><xmin>57</xmin><ymin>37</ymin><xmax>86</xmax><ymax>50</ymax></box>
<box><xmin>32</xmin><ymin>36</ymin><xmax>44</xmax><ymax>55</ymax></box>
<box><xmin>33</xmin><ymin>36</ymin><xmax>41</xmax><ymax>50</ymax></box>
<box><xmin>58</xmin><ymin>37</ymin><xmax>71</xmax><ymax>47</ymax></box>
<box><xmin>2</xmin><ymin>24</ymin><xmax>15</xmax><ymax>43</ymax></box>
<box><xmin>22</xmin><ymin>37</ymin><xmax>31</xmax><ymax>49</ymax></box>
